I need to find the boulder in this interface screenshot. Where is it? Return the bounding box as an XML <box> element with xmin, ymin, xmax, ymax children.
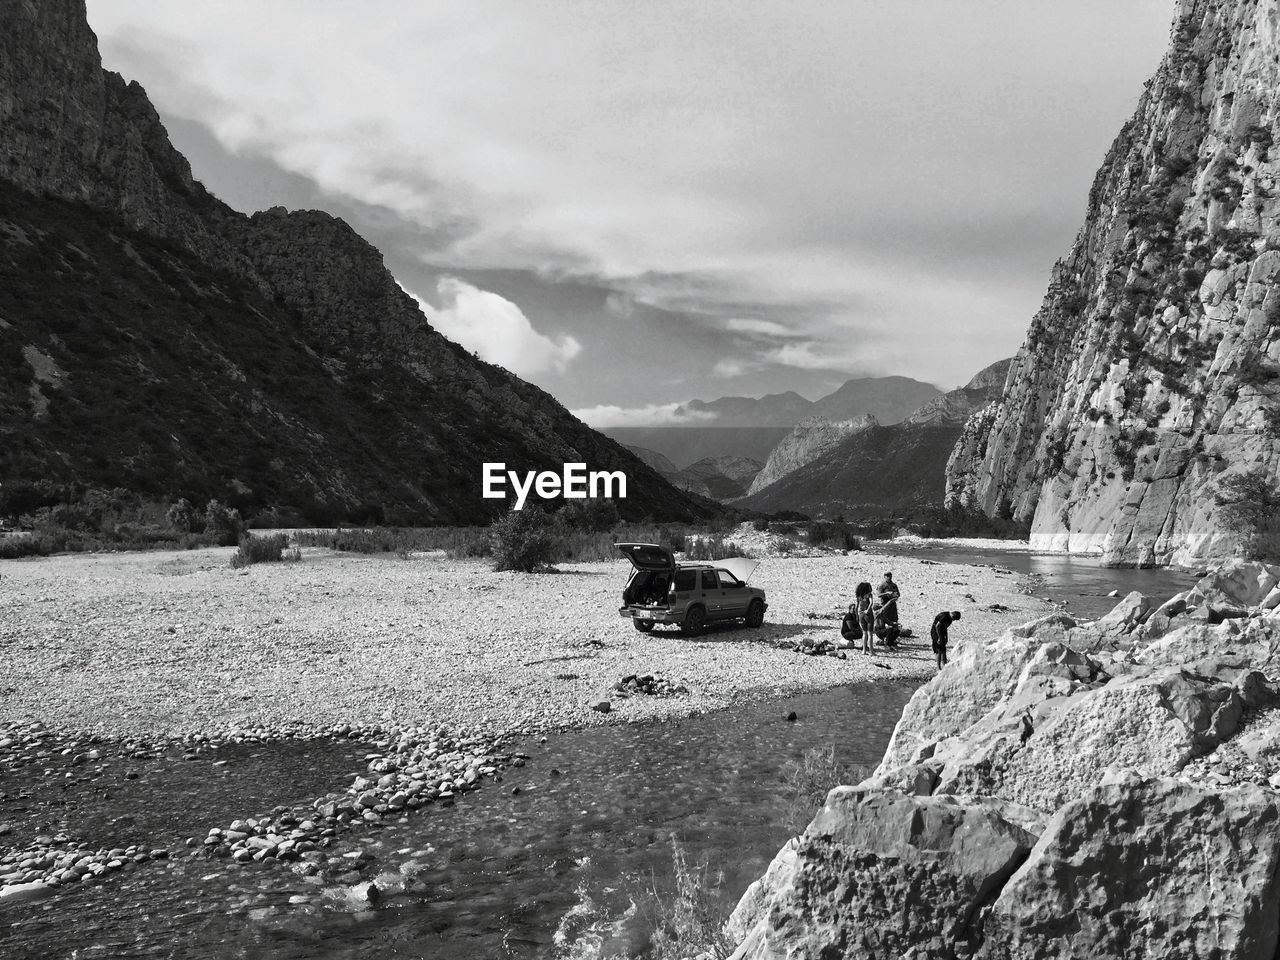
<box><xmin>728</xmin><ymin>790</ymin><xmax>1043</xmax><ymax>960</ymax></box>
<box><xmin>977</xmin><ymin>775</ymin><xmax>1280</xmax><ymax>960</ymax></box>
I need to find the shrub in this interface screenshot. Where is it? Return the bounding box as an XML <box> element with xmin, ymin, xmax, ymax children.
<box><xmin>806</xmin><ymin>520</ymin><xmax>861</xmax><ymax>551</ymax></box>
<box><xmin>166</xmin><ymin>497</ymin><xmax>201</xmax><ymax>533</ymax></box>
<box><xmin>489</xmin><ymin>506</ymin><xmax>563</xmax><ymax>572</ymax></box>
<box><xmin>641</xmin><ymin>841</ymin><xmax>731</xmax><ymax>960</ymax></box>
<box><xmin>557</xmin><ymin>499</ymin><xmax>620</xmax><ymax>533</ymax></box>
<box><xmin>752</xmin><ymin>518</ymin><xmax>770</xmax><ymax>532</ymax></box>
<box><xmin>682</xmin><ymin>536</ymin><xmax>749</xmax><ymax>561</ymax></box>
<box><xmin>1215</xmin><ymin>469</ymin><xmax>1280</xmax><ymax>560</ymax></box>
<box><xmin>782</xmin><ymin>745</ymin><xmax>870</xmax><ymax>834</ymax></box>
<box><xmin>204</xmin><ymin>499</ymin><xmax>244</xmax><ymax>547</ymax></box>
<box><xmin>229</xmin><ymin>532</ymin><xmax>289</xmax><ymax>568</ymax></box>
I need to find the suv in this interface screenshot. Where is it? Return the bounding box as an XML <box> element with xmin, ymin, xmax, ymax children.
<box><xmin>616</xmin><ymin>542</ymin><xmax>767</xmax><ymax>636</ymax></box>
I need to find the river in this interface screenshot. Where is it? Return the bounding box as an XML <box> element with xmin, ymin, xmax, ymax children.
<box><xmin>0</xmin><ymin>547</ymin><xmax>1198</xmax><ymax>959</ymax></box>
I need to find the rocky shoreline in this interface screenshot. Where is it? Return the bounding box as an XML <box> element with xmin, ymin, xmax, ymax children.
<box><xmin>727</xmin><ymin>559</ymin><xmax>1280</xmax><ymax>958</ymax></box>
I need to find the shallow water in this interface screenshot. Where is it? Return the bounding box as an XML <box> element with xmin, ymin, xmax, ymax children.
<box><xmin>1</xmin><ymin>683</ymin><xmax>916</xmax><ymax>960</ymax></box>
<box><xmin>874</xmin><ymin>542</ymin><xmax>1199</xmax><ymax>621</ymax></box>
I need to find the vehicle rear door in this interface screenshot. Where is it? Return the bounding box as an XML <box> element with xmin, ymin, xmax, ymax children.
<box><xmin>716</xmin><ymin>569</ymin><xmax>751</xmax><ymax>617</ymax></box>
<box><xmin>700</xmin><ymin>569</ymin><xmax>720</xmax><ymax>617</ymax></box>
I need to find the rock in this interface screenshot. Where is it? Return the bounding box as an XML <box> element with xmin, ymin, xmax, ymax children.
<box><xmin>785</xmin><ymin>712</ymin><xmax>797</xmax><ymax>722</ymax></box>
<box><xmin>728</xmin><ymin>790</ymin><xmax>1043</xmax><ymax>959</ymax></box>
<box><xmin>590</xmin><ymin>701</ymin><xmax>611</xmax><ymax>714</ymax></box>
<box><xmin>1107</xmin><ymin>589</ymin><xmax>1120</xmax><ymax>598</ymax></box>
<box><xmin>977</xmin><ymin>775</ymin><xmax>1280</xmax><ymax>959</ymax></box>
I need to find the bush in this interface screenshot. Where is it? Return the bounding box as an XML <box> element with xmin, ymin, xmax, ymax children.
<box><xmin>489</xmin><ymin>506</ymin><xmax>563</xmax><ymax>572</ymax></box>
<box><xmin>296</xmin><ymin>526</ymin><xmax>490</xmax><ymax>557</ymax></box>
<box><xmin>557</xmin><ymin>499</ymin><xmax>621</xmax><ymax>533</ymax></box>
<box><xmin>229</xmin><ymin>532</ymin><xmax>289</xmax><ymax>568</ymax></box>
<box><xmin>752</xmin><ymin>518</ymin><xmax>770</xmax><ymax>532</ymax></box>
<box><xmin>166</xmin><ymin>497</ymin><xmax>201</xmax><ymax>533</ymax></box>
<box><xmin>204</xmin><ymin>499</ymin><xmax>244</xmax><ymax>547</ymax></box>
<box><xmin>806</xmin><ymin>520</ymin><xmax>860</xmax><ymax>551</ymax></box>
<box><xmin>1215</xmin><ymin>469</ymin><xmax>1280</xmax><ymax>560</ymax></box>
<box><xmin>682</xmin><ymin>536</ymin><xmax>749</xmax><ymax>561</ymax></box>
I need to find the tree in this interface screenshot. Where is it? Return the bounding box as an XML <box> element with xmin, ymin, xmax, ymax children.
<box><xmin>1215</xmin><ymin>469</ymin><xmax>1280</xmax><ymax>560</ymax></box>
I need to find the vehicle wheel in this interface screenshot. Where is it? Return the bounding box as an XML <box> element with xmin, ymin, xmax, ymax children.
<box><xmin>681</xmin><ymin>606</ymin><xmax>706</xmax><ymax>637</ymax></box>
<box><xmin>633</xmin><ymin>619</ymin><xmax>655</xmax><ymax>633</ymax></box>
<box><xmin>745</xmin><ymin>599</ymin><xmax>765</xmax><ymax>628</ymax></box>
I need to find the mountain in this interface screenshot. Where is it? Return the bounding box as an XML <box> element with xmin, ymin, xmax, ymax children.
<box><xmin>622</xmin><ymin>444</ymin><xmax>679</xmax><ymax>477</ymax></box>
<box><xmin>0</xmin><ymin>0</ymin><xmax>715</xmax><ymax>525</ymax></box>
<box><xmin>738</xmin><ymin>361</ymin><xmax>1011</xmax><ymax>517</ymax></box>
<box><xmin>947</xmin><ymin>0</ymin><xmax>1280</xmax><ymax>566</ymax></box>
<box><xmin>671</xmin><ymin>456</ymin><xmax>763</xmax><ymax>500</ymax></box>
<box><xmin>745</xmin><ymin>414</ymin><xmax>878</xmax><ymax>496</ymax></box>
<box><xmin>675</xmin><ymin>376</ymin><xmax>942</xmax><ymax>428</ymax></box>
<box><xmin>600</xmin><ymin>427</ymin><xmax>793</xmax><ymax>470</ymax></box>
<box><xmin>809</xmin><ymin>375</ymin><xmax>946</xmax><ymax>424</ymax></box>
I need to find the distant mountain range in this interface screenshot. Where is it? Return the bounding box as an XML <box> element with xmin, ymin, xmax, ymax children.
<box><xmin>676</xmin><ymin>375</ymin><xmax>942</xmax><ymax>428</ymax></box>
<box><xmin>0</xmin><ymin>1</ymin><xmax>714</xmax><ymax>525</ymax></box>
<box><xmin>737</xmin><ymin>360</ymin><xmax>1012</xmax><ymax>517</ymax></box>
<box><xmin>624</xmin><ymin>447</ymin><xmax>763</xmax><ymax>500</ymax></box>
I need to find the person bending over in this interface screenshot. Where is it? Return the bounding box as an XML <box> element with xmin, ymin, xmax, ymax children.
<box><xmin>931</xmin><ymin>610</ymin><xmax>961</xmax><ymax>670</ymax></box>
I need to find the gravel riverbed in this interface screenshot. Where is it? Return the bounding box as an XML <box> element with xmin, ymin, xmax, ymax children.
<box><xmin>0</xmin><ymin>546</ymin><xmax>1053</xmax><ymax>738</ymax></box>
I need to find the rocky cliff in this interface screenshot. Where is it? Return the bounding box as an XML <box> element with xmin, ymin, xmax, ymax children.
<box><xmin>746</xmin><ymin>415</ymin><xmax>878</xmax><ymax>496</ymax></box>
<box><xmin>730</xmin><ymin>559</ymin><xmax>1280</xmax><ymax>958</ymax></box>
<box><xmin>946</xmin><ymin>0</ymin><xmax>1280</xmax><ymax>567</ymax></box>
<box><xmin>0</xmin><ymin>0</ymin><xmax>714</xmax><ymax>524</ymax></box>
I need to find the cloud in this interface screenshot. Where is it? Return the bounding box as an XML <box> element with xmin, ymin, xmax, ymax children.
<box><xmin>408</xmin><ymin>278</ymin><xmax>581</xmax><ymax>378</ymax></box>
<box><xmin>86</xmin><ymin>1</ymin><xmax>1172</xmax><ymax>398</ymax></box>
<box><xmin>571</xmin><ymin>403</ymin><xmax>718</xmax><ymax>429</ymax></box>
<box><xmin>724</xmin><ymin>318</ymin><xmax>794</xmax><ymax>338</ymax></box>
<box><xmin>712</xmin><ymin>358</ymin><xmax>749</xmax><ymax>378</ymax></box>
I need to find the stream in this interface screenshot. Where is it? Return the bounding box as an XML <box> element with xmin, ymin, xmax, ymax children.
<box><xmin>0</xmin><ymin>549</ymin><xmax>1198</xmax><ymax>959</ymax></box>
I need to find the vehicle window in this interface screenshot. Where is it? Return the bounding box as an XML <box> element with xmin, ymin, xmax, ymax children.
<box><xmin>717</xmin><ymin>570</ymin><xmax>743</xmax><ymax>589</ymax></box>
<box><xmin>700</xmin><ymin>570</ymin><xmax>717</xmax><ymax>591</ymax></box>
<box><xmin>674</xmin><ymin>569</ymin><xmax>697</xmax><ymax>592</ymax></box>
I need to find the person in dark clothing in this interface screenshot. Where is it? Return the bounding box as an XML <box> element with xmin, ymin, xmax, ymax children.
<box><xmin>875</xmin><ymin>572</ymin><xmax>900</xmax><ymax>632</ymax></box>
<box><xmin>931</xmin><ymin>610</ymin><xmax>961</xmax><ymax>670</ymax></box>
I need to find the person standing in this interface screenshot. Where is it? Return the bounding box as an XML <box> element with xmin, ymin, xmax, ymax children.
<box><xmin>854</xmin><ymin>581</ymin><xmax>875</xmax><ymax>654</ymax></box>
<box><xmin>875</xmin><ymin>571</ymin><xmax>901</xmax><ymax>636</ymax></box>
<box><xmin>931</xmin><ymin>610</ymin><xmax>961</xmax><ymax>670</ymax></box>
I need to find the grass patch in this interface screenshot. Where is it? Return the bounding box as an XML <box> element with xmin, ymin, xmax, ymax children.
<box><xmin>782</xmin><ymin>745</ymin><xmax>869</xmax><ymax>834</ymax></box>
<box><xmin>640</xmin><ymin>841</ymin><xmax>732</xmax><ymax>960</ymax></box>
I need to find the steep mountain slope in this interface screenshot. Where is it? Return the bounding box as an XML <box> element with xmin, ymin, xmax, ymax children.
<box><xmin>739</xmin><ymin>361</ymin><xmax>1011</xmax><ymax>516</ymax></box>
<box><xmin>622</xmin><ymin>445</ymin><xmax>679</xmax><ymax>477</ymax></box>
<box><xmin>736</xmin><ymin>423</ymin><xmax>963</xmax><ymax>518</ymax></box>
<box><xmin>670</xmin><ymin>456</ymin><xmax>763</xmax><ymax>500</ymax></box>
<box><xmin>946</xmin><ymin>0</ymin><xmax>1280</xmax><ymax>566</ymax></box>
<box><xmin>0</xmin><ymin>0</ymin><xmax>714</xmax><ymax>524</ymax></box>
<box><xmin>746</xmin><ymin>414</ymin><xmax>879</xmax><ymax>496</ymax></box>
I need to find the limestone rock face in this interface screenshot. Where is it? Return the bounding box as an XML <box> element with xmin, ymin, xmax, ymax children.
<box><xmin>731</xmin><ymin>561</ymin><xmax>1280</xmax><ymax>959</ymax></box>
<box><xmin>979</xmin><ymin>775</ymin><xmax>1280</xmax><ymax>960</ymax></box>
<box><xmin>945</xmin><ymin>0</ymin><xmax>1280</xmax><ymax>567</ymax></box>
<box><xmin>746</xmin><ymin>415</ymin><xmax>878</xmax><ymax>496</ymax></box>
<box><xmin>727</xmin><ymin>791</ymin><xmax>1043</xmax><ymax>960</ymax></box>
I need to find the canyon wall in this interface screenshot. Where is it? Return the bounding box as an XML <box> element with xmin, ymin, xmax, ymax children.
<box><xmin>946</xmin><ymin>0</ymin><xmax>1280</xmax><ymax>566</ymax></box>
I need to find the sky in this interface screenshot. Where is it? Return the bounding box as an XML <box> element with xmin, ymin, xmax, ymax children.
<box><xmin>86</xmin><ymin>1</ymin><xmax>1173</xmax><ymax>427</ymax></box>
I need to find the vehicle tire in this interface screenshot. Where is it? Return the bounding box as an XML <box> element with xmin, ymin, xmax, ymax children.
<box><xmin>633</xmin><ymin>619</ymin><xmax>655</xmax><ymax>633</ymax></box>
<box><xmin>745</xmin><ymin>599</ymin><xmax>765</xmax><ymax>628</ymax></box>
<box><xmin>682</xmin><ymin>606</ymin><xmax>706</xmax><ymax>637</ymax></box>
